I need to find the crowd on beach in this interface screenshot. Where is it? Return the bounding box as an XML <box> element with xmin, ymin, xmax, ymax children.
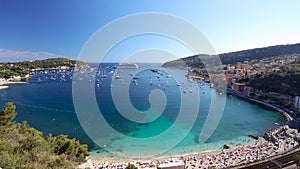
<box><xmin>184</xmin><ymin>142</ymin><xmax>278</xmax><ymax>168</ymax></box>
<box><xmin>184</xmin><ymin>125</ymin><xmax>299</xmax><ymax>169</ymax></box>
<box><xmin>93</xmin><ymin>159</ymin><xmax>157</xmax><ymax>169</ymax></box>
<box><xmin>93</xmin><ymin>158</ymin><xmax>186</xmax><ymax>169</ymax></box>
<box><xmin>91</xmin><ymin>125</ymin><xmax>299</xmax><ymax>169</ymax></box>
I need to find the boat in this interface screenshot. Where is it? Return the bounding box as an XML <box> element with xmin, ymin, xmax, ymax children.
<box><xmin>101</xmin><ymin>75</ymin><xmax>107</xmax><ymax>78</ymax></box>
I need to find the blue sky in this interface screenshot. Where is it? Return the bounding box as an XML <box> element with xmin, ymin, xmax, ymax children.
<box><xmin>0</xmin><ymin>0</ymin><xmax>300</xmax><ymax>62</ymax></box>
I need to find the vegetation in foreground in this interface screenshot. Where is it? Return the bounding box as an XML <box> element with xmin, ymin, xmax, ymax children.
<box><xmin>0</xmin><ymin>102</ymin><xmax>89</xmax><ymax>169</ymax></box>
<box><xmin>293</xmin><ymin>154</ymin><xmax>300</xmax><ymax>168</ymax></box>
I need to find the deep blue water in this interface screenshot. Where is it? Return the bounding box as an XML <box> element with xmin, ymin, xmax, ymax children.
<box><xmin>0</xmin><ymin>63</ymin><xmax>284</xmax><ymax>158</ymax></box>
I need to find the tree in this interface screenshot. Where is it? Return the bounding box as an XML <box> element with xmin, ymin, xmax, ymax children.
<box><xmin>293</xmin><ymin>154</ymin><xmax>300</xmax><ymax>168</ymax></box>
<box><xmin>0</xmin><ymin>102</ymin><xmax>89</xmax><ymax>168</ymax></box>
<box><xmin>0</xmin><ymin>102</ymin><xmax>16</xmax><ymax>126</ymax></box>
<box><xmin>47</xmin><ymin>134</ymin><xmax>89</xmax><ymax>163</ymax></box>
<box><xmin>126</xmin><ymin>164</ymin><xmax>138</xmax><ymax>169</ymax></box>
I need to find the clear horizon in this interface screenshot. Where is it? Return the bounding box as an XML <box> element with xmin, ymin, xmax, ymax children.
<box><xmin>0</xmin><ymin>1</ymin><xmax>300</xmax><ymax>62</ymax></box>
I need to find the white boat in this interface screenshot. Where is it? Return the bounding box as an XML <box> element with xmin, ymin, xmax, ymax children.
<box><xmin>117</xmin><ymin>63</ymin><xmax>139</xmax><ymax>69</ymax></box>
<box><xmin>101</xmin><ymin>75</ymin><xmax>107</xmax><ymax>78</ymax></box>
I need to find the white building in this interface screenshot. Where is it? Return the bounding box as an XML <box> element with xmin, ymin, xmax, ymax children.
<box><xmin>295</xmin><ymin>96</ymin><xmax>300</xmax><ymax>109</ymax></box>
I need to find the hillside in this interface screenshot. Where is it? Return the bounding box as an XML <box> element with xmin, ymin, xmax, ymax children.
<box><xmin>248</xmin><ymin>73</ymin><xmax>300</xmax><ymax>96</ymax></box>
<box><xmin>162</xmin><ymin>43</ymin><xmax>300</xmax><ymax>68</ymax></box>
<box><xmin>0</xmin><ymin>58</ymin><xmax>88</xmax><ymax>79</ymax></box>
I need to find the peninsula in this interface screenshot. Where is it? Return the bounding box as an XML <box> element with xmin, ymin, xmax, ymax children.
<box><xmin>0</xmin><ymin>58</ymin><xmax>88</xmax><ymax>88</ymax></box>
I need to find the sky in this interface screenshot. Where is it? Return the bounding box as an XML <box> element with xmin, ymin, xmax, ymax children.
<box><xmin>0</xmin><ymin>0</ymin><xmax>300</xmax><ymax>62</ymax></box>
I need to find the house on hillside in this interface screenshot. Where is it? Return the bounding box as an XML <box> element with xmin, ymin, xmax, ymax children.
<box><xmin>232</xmin><ymin>82</ymin><xmax>246</xmax><ymax>93</ymax></box>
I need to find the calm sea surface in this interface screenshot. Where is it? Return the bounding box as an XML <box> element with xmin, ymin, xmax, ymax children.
<box><xmin>0</xmin><ymin>63</ymin><xmax>284</xmax><ymax>158</ymax></box>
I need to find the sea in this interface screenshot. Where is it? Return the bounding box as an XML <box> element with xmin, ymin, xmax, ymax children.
<box><xmin>0</xmin><ymin>63</ymin><xmax>284</xmax><ymax>159</ymax></box>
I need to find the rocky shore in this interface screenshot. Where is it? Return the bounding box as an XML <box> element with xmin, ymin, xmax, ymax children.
<box><xmin>0</xmin><ymin>77</ymin><xmax>28</xmax><ymax>90</ymax></box>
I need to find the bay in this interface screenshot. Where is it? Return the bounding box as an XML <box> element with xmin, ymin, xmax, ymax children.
<box><xmin>0</xmin><ymin>63</ymin><xmax>284</xmax><ymax>158</ymax></box>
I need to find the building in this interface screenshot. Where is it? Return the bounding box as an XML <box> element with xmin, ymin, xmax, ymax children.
<box><xmin>232</xmin><ymin>82</ymin><xmax>246</xmax><ymax>93</ymax></box>
<box><xmin>243</xmin><ymin>86</ymin><xmax>254</xmax><ymax>96</ymax></box>
<box><xmin>295</xmin><ymin>96</ymin><xmax>300</xmax><ymax>109</ymax></box>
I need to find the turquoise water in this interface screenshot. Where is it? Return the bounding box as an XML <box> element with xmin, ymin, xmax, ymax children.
<box><xmin>0</xmin><ymin>64</ymin><xmax>284</xmax><ymax>158</ymax></box>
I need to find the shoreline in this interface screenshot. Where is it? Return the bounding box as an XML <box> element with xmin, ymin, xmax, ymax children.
<box><xmin>0</xmin><ymin>77</ymin><xmax>28</xmax><ymax>90</ymax></box>
<box><xmin>91</xmin><ymin>149</ymin><xmax>222</xmax><ymax>162</ymax></box>
<box><xmin>0</xmin><ymin>81</ymin><xmax>27</xmax><ymax>90</ymax></box>
<box><xmin>226</xmin><ymin>88</ymin><xmax>293</xmax><ymax>123</ymax></box>
<box><xmin>90</xmin><ymin>87</ymin><xmax>296</xmax><ymax>168</ymax></box>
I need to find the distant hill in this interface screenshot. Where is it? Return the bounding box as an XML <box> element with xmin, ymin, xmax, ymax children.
<box><xmin>0</xmin><ymin>58</ymin><xmax>88</xmax><ymax>79</ymax></box>
<box><xmin>162</xmin><ymin>43</ymin><xmax>300</xmax><ymax>68</ymax></box>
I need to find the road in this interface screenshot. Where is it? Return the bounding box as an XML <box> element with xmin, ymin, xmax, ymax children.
<box><xmin>236</xmin><ymin>148</ymin><xmax>300</xmax><ymax>169</ymax></box>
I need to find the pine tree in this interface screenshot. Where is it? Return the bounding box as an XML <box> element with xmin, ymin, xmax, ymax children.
<box><xmin>0</xmin><ymin>102</ymin><xmax>16</xmax><ymax>126</ymax></box>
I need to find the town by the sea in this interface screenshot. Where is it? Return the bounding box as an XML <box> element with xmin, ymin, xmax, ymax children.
<box><xmin>0</xmin><ymin>63</ymin><xmax>284</xmax><ymax>159</ymax></box>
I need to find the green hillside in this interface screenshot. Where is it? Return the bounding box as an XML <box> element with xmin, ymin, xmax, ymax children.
<box><xmin>162</xmin><ymin>43</ymin><xmax>300</xmax><ymax>68</ymax></box>
<box><xmin>0</xmin><ymin>58</ymin><xmax>88</xmax><ymax>79</ymax></box>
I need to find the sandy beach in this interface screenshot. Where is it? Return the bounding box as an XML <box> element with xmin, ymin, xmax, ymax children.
<box><xmin>91</xmin><ymin>133</ymin><xmax>299</xmax><ymax>169</ymax></box>
<box><xmin>91</xmin><ymin>149</ymin><xmax>222</xmax><ymax>164</ymax></box>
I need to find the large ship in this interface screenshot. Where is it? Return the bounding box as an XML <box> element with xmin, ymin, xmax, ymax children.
<box><xmin>117</xmin><ymin>63</ymin><xmax>139</xmax><ymax>69</ymax></box>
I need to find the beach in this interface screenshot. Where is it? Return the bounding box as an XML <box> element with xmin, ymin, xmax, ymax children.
<box><xmin>91</xmin><ymin>124</ymin><xmax>299</xmax><ymax>169</ymax></box>
<box><xmin>90</xmin><ymin>94</ymin><xmax>298</xmax><ymax>169</ymax></box>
